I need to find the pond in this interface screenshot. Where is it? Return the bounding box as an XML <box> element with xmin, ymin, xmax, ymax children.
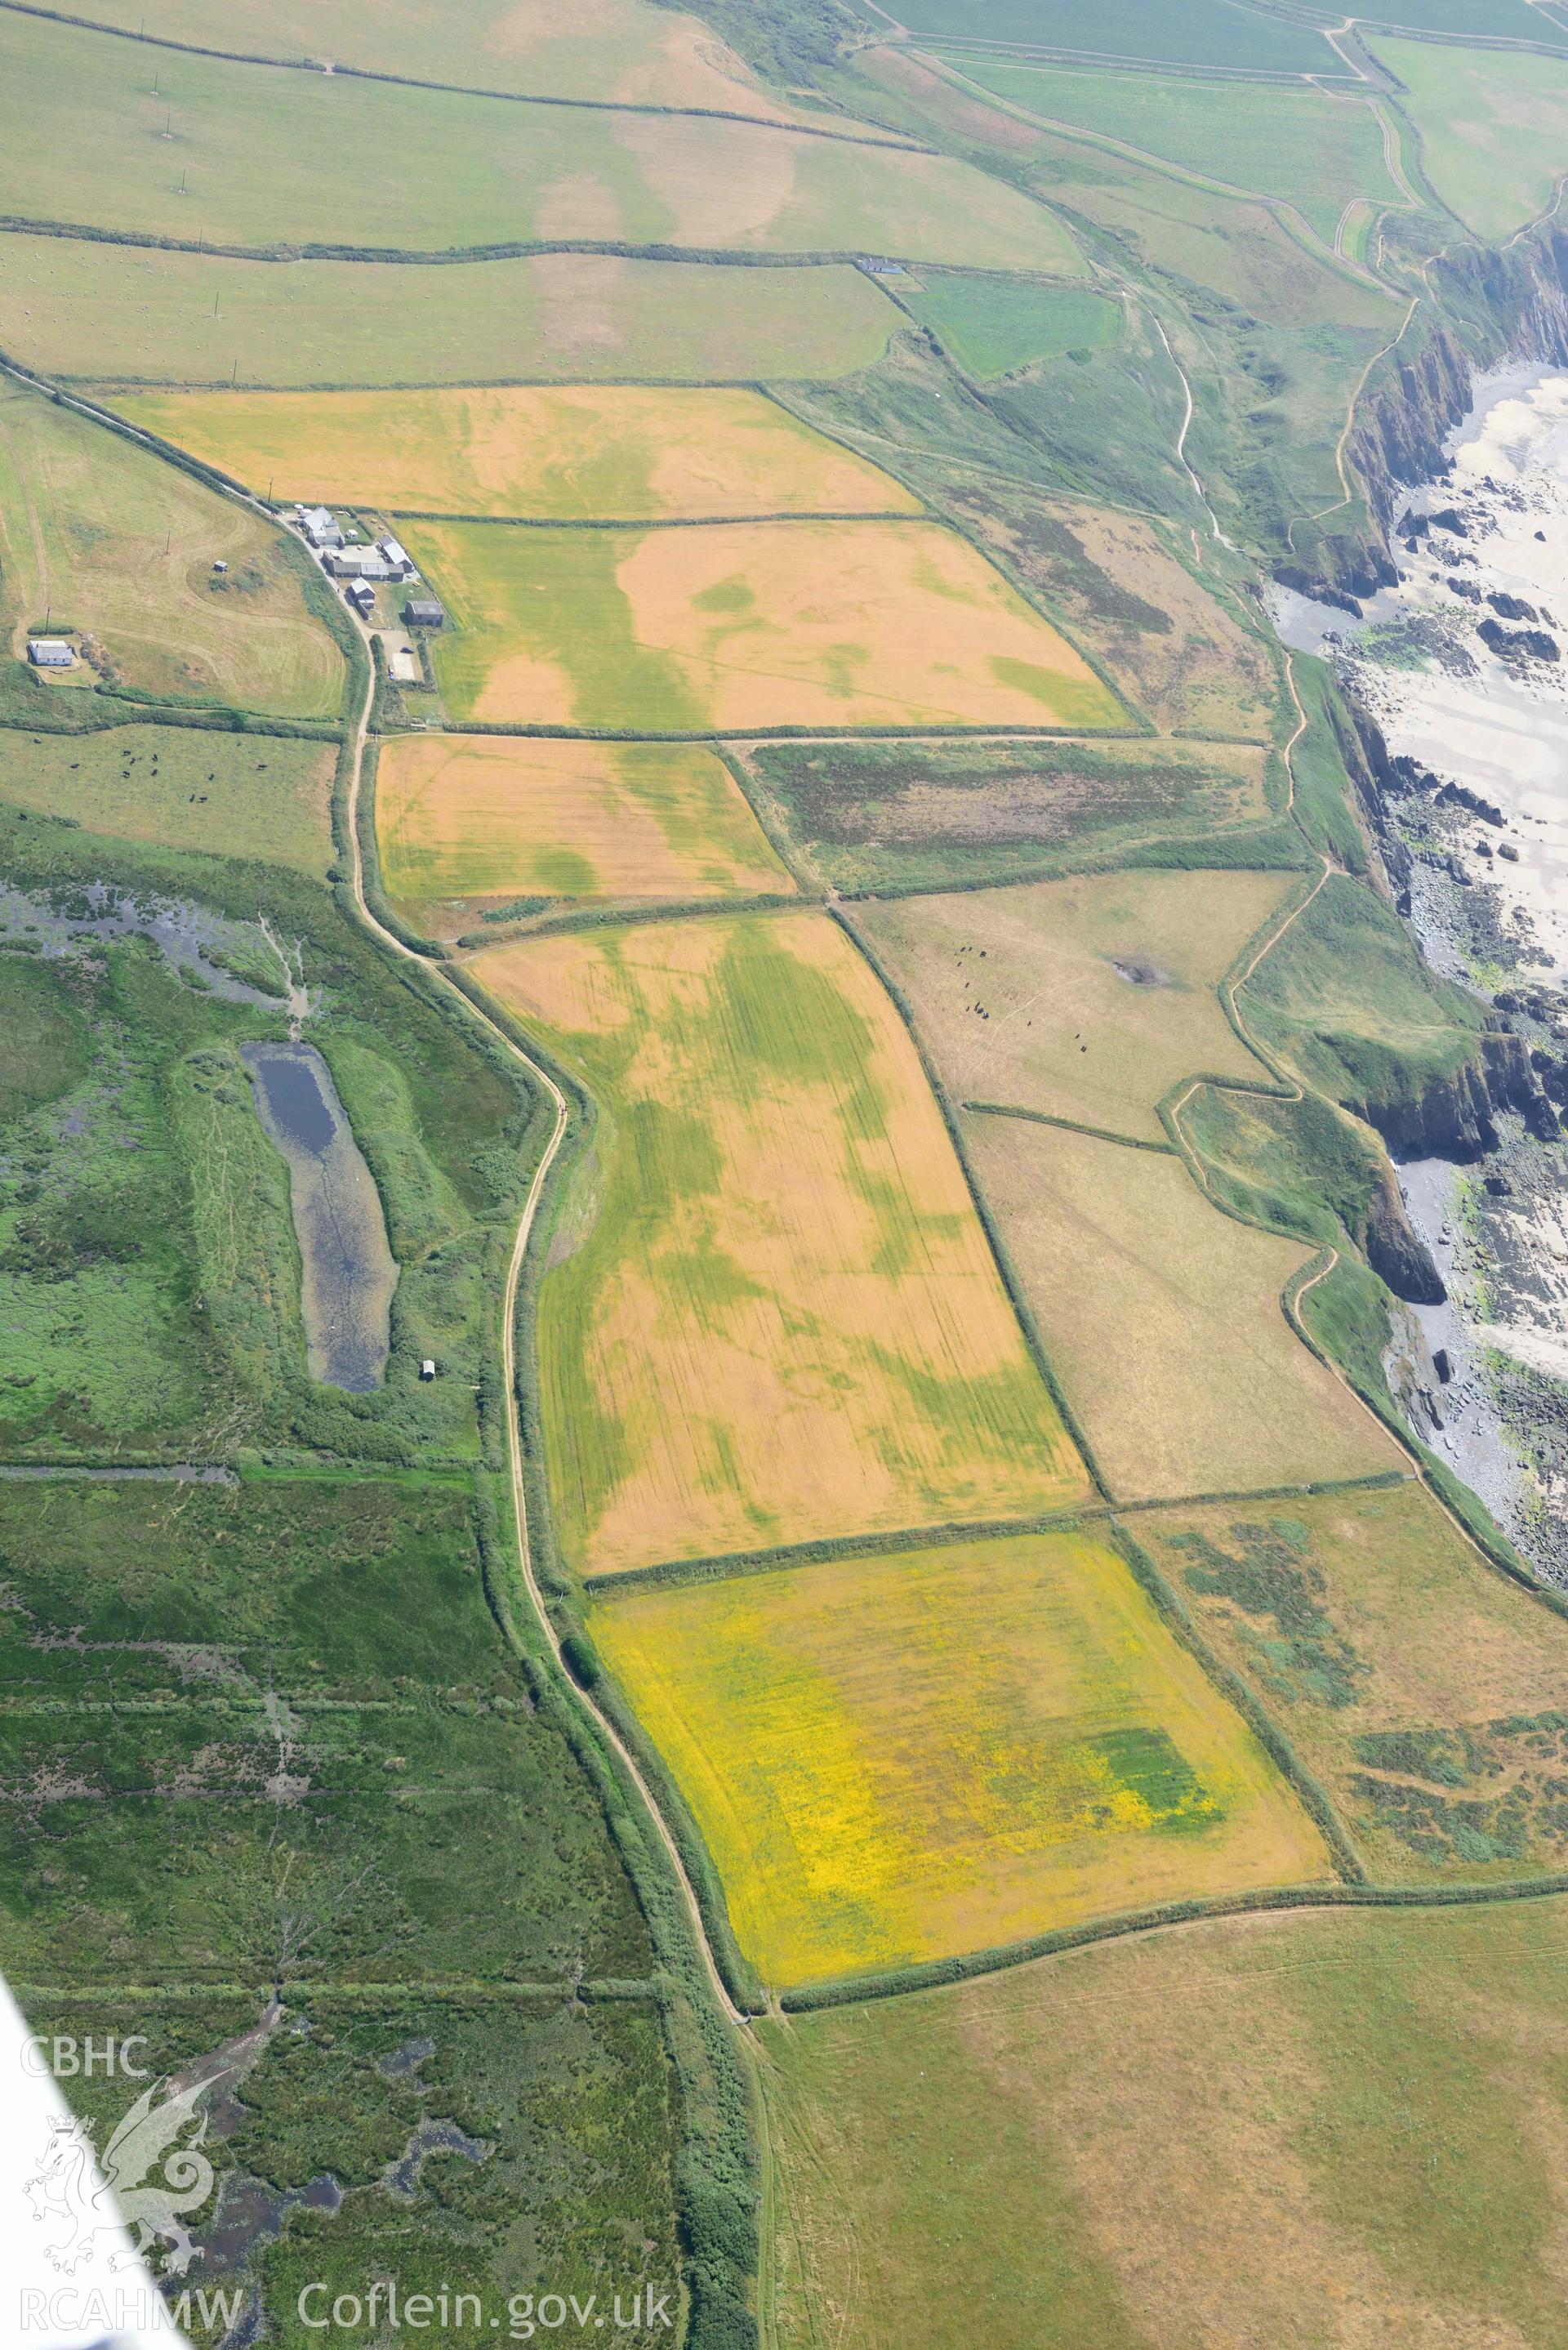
<box><xmin>242</xmin><ymin>1043</ymin><xmax>397</xmax><ymax>1392</ymax></box>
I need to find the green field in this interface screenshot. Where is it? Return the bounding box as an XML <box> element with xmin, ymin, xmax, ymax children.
<box><xmin>592</xmin><ymin>1528</ymin><xmax>1328</xmax><ymax>1988</ymax></box>
<box><xmin>963</xmin><ymin>1111</ymin><xmax>1401</xmax><ymax>1501</ymax></box>
<box><xmin>740</xmin><ymin>735</ymin><xmax>1276</xmax><ymax>892</ymax></box>
<box><xmin>0</xmin><ymin>384</ymin><xmax>345</xmax><ymax>718</ymax></box>
<box><xmin>5</xmin><ymin>240</ymin><xmax>898</xmax><ymax>388</ymax></box>
<box><xmin>0</xmin><ymin>10</ymin><xmax>1082</xmax><ymax>272</ymax></box>
<box><xmin>1360</xmin><ymin>0</ymin><xmax>1568</xmax><ymax>39</ymax></box>
<box><xmin>475</xmin><ymin>909</ymin><xmax>1090</xmax><ymax>1574</ymax></box>
<box><xmin>763</xmin><ymin>1897</ymin><xmax>1568</xmax><ymax>2348</ymax></box>
<box><xmin>905</xmin><ymin>0</ymin><xmax>1336</xmax><ymax>70</ymax></box>
<box><xmin>0</xmin><ymin>724</ymin><xmax>335</xmax><ymax>871</ymax></box>
<box><xmin>1373</xmin><ymin>36</ymin><xmax>1568</xmax><ymax>238</ymax></box>
<box><xmin>945</xmin><ymin>59</ymin><xmax>1401</xmax><ymax>243</ymax></box>
<box><xmin>1146</xmin><ymin>1485</ymin><xmax>1568</xmax><ymax>1884</ymax></box>
<box><xmin>73</xmin><ymin>0</ymin><xmax>829</xmax><ymax>114</ymax></box>
<box><xmin>857</xmin><ymin>868</ymin><xmax>1291</xmax><ymax>1142</ymax></box>
<box><xmin>895</xmin><ymin>275</ymin><xmax>1120</xmax><ymax>377</ymax></box>
<box><xmin>2</xmin><ymin>1474</ymin><xmax>679</xmax><ymax>2344</ymax></box>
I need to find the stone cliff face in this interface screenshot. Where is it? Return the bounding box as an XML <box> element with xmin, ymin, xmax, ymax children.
<box><xmin>1361</xmin><ymin>1162</ymin><xmax>1446</xmax><ymax>1304</ymax></box>
<box><xmin>1352</xmin><ymin>1028</ymin><xmax>1559</xmax><ymax>1162</ymax></box>
<box><xmin>1297</xmin><ymin>230</ymin><xmax>1568</xmax><ymax>603</ymax></box>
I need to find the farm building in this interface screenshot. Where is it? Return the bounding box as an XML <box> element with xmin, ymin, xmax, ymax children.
<box><xmin>345</xmin><ymin>578</ymin><xmax>376</xmax><ymax>614</ymax></box>
<box><xmin>377</xmin><ymin>537</ymin><xmax>417</xmax><ymax>581</ymax></box>
<box><xmin>27</xmin><ymin>639</ymin><xmax>74</xmax><ymax>668</ymax></box>
<box><xmin>324</xmin><ymin>548</ymin><xmax>394</xmax><ymax>582</ymax></box>
<box><xmin>405</xmin><ymin>598</ymin><xmax>445</xmax><ymax>628</ymax></box>
<box><xmin>296</xmin><ymin>504</ymin><xmax>343</xmax><ymax>549</ymax></box>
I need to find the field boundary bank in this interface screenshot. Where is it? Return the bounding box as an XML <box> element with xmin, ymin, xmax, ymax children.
<box><xmin>0</xmin><ymin>217</ymin><xmax>1070</xmax><ymax>273</ymax></box>
<box><xmin>777</xmin><ymin>1871</ymin><xmax>1568</xmax><ymax>2013</ymax></box>
<box><xmin>902</xmin><ymin>34</ymin><xmax>1366</xmax><ymax>87</ymax></box>
<box><xmin>962</xmin><ymin>1099</ymin><xmax>1178</xmax><ymax>1154</ymax></box>
<box><xmin>369</xmin><ymin>509</ymin><xmax>922</xmax><ymax>529</ymax></box>
<box><xmin>829</xmin><ymin>899</ymin><xmax>1112</xmax><ymax>1501</ymax></box>
<box><xmin>586</xmin><ymin>1477</ymin><xmax>1414</xmax><ymax>1598</ymax></box>
<box><xmin>13</xmin><ymin>1979</ymin><xmax>660</xmax><ymax>2001</ymax></box>
<box><xmin>0</xmin><ymin>0</ymin><xmax>929</xmax><ymax>148</ymax></box>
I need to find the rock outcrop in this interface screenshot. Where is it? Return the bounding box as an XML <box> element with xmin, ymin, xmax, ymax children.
<box><xmin>1362</xmin><ymin>1164</ymin><xmax>1446</xmax><ymax>1304</ymax></box>
<box><xmin>1352</xmin><ymin>1028</ymin><xmax>1560</xmax><ymax>1161</ymax></box>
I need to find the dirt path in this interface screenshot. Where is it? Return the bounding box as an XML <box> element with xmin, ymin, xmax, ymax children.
<box><xmin>336</xmin><ymin>613</ymin><xmax>752</xmax><ymax>2031</ymax></box>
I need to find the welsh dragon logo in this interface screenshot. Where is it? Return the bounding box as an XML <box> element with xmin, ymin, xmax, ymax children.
<box><xmin>24</xmin><ymin>2076</ymin><xmax>216</xmax><ymax>2278</ymax></box>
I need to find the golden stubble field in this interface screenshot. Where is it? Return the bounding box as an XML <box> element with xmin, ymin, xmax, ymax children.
<box><xmin>105</xmin><ymin>386</ymin><xmax>921</xmax><ymax>522</ymax></box>
<box><xmin>376</xmin><ymin>734</ymin><xmax>791</xmax><ymax>934</ymax></box>
<box><xmin>963</xmin><ymin>1113</ymin><xmax>1401</xmax><ymax>1500</ymax></box>
<box><xmin>474</xmin><ymin>908</ymin><xmax>1092</xmax><ymax>1573</ymax></box>
<box><xmin>856</xmin><ymin>868</ymin><xmax>1291</xmax><ymax>1142</ymax></box>
<box><xmin>410</xmin><ymin>516</ymin><xmax>1127</xmax><ymax>730</ymax></box>
<box><xmin>591</xmin><ymin>1528</ymin><xmax>1330</xmax><ymax>1987</ymax></box>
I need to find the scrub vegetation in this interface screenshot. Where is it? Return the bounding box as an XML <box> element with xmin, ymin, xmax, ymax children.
<box><xmin>1147</xmin><ymin>1486</ymin><xmax>1568</xmax><ymax>1884</ymax></box>
<box><xmin>739</xmin><ymin>734</ymin><xmax>1280</xmax><ymax>892</ymax></box>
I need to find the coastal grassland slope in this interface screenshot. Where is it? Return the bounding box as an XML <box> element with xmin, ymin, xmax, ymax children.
<box><xmin>71</xmin><ymin>0</ymin><xmax>825</xmax><ymax>116</ymax></box>
<box><xmin>893</xmin><ymin>276</ymin><xmax>1120</xmax><ymax>381</ymax></box>
<box><xmin>1235</xmin><ymin>871</ymin><xmax>1486</xmax><ymax>1114</ymax></box>
<box><xmin>1373</xmin><ymin>37</ymin><xmax>1568</xmax><ymax>241</ymax></box>
<box><xmin>0</xmin><ymin>725</ymin><xmax>336</xmax><ymax>873</ymax></box>
<box><xmin>590</xmin><ymin>1530</ymin><xmax>1329</xmax><ymax>1989</ymax></box>
<box><xmin>856</xmin><ymin>868</ymin><xmax>1293</xmax><ymax>1143</ymax></box>
<box><xmin>781</xmin><ymin>336</ymin><xmax>1284</xmax><ymax>736</ymax></box>
<box><xmin>376</xmin><ymin>734</ymin><xmax>792</xmax><ymax>939</ymax></box>
<box><xmin>962</xmin><ymin>1113</ymin><xmax>1401</xmax><ymax>1500</ymax></box>
<box><xmin>0</xmin><ymin>385</ymin><xmax>344</xmax><ymax>719</ymax></box>
<box><xmin>0</xmin><ymin>11</ymin><xmax>1083</xmax><ymax>271</ymax></box>
<box><xmin>941</xmin><ymin>60</ymin><xmax>1400</xmax><ymax>245</ymax></box>
<box><xmin>406</xmin><ymin>516</ymin><xmax>1125</xmax><ymax>729</ymax></box>
<box><xmin>472</xmin><ymin>910</ymin><xmax>1091</xmax><ymax>1576</ymax></box>
<box><xmin>106</xmin><ymin>385</ymin><xmax>919</xmax><ymax>520</ymax></box>
<box><xmin>0</xmin><ymin>805</ymin><xmax>539</xmax><ymax>1463</ymax></box>
<box><xmin>1143</xmin><ymin>1485</ymin><xmax>1568</xmax><ymax>1884</ymax></box>
<box><xmin>738</xmin><ymin>734</ymin><xmax>1278</xmax><ymax>894</ymax></box>
<box><xmin>18</xmin><ymin>243</ymin><xmax>898</xmax><ymax>387</ymax></box>
<box><xmin>761</xmin><ymin>1897</ymin><xmax>1568</xmax><ymax>2349</ymax></box>
<box><xmin>2</xmin><ymin>1474</ymin><xmax>681</xmax><ymax>2336</ymax></box>
<box><xmin>898</xmin><ymin>0</ymin><xmax>1334</xmax><ymax>70</ymax></box>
